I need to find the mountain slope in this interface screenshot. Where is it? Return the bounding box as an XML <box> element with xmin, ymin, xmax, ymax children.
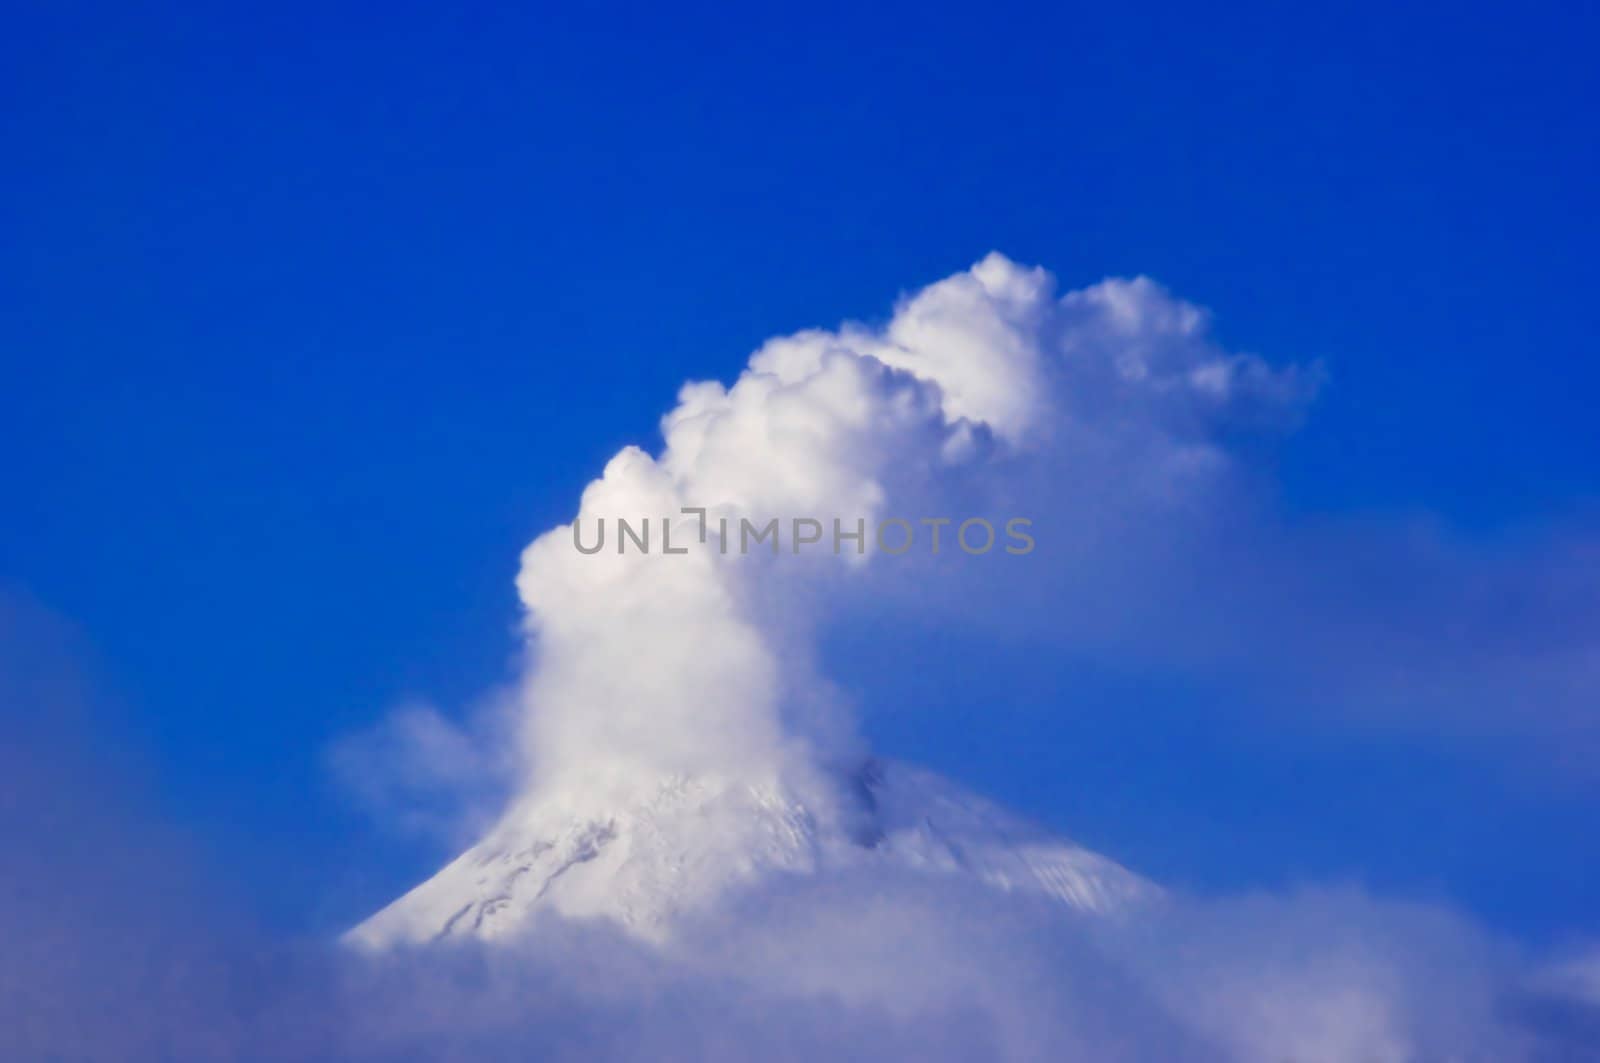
<box><xmin>348</xmin><ymin>760</ymin><xmax>1156</xmax><ymax>948</ymax></box>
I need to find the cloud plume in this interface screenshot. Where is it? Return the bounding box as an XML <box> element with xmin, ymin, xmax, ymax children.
<box><xmin>508</xmin><ymin>253</ymin><xmax>1312</xmax><ymax>806</ymax></box>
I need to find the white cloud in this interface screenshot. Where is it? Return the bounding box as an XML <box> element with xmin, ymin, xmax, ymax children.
<box><xmin>502</xmin><ymin>253</ymin><xmax>1314</xmax><ymax>809</ymax></box>
<box><xmin>327</xmin><ymin>696</ymin><xmax>518</xmax><ymax>845</ymax></box>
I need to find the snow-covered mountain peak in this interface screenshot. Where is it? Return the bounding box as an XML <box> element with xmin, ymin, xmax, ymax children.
<box><xmin>348</xmin><ymin>760</ymin><xmax>1157</xmax><ymax>949</ymax></box>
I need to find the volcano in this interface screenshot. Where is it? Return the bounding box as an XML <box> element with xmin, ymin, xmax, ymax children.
<box><xmin>349</xmin><ymin>759</ymin><xmax>1155</xmax><ymax>948</ymax></box>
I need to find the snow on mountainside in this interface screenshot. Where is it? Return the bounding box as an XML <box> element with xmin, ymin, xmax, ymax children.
<box><xmin>348</xmin><ymin>760</ymin><xmax>1157</xmax><ymax>948</ymax></box>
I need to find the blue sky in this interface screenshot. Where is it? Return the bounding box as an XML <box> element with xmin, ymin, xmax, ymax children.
<box><xmin>4</xmin><ymin>0</ymin><xmax>1598</xmax><ymax>948</ymax></box>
